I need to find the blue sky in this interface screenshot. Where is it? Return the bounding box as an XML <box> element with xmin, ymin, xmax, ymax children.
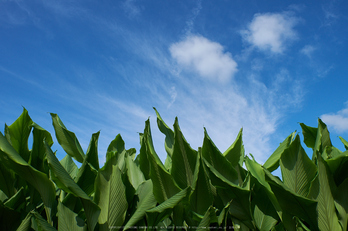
<box><xmin>1</xmin><ymin>0</ymin><xmax>348</xmax><ymax>165</ymax></box>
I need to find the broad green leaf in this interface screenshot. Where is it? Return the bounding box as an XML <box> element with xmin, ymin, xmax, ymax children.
<box><xmin>123</xmin><ymin>180</ymin><xmax>157</xmax><ymax>230</ymax></box>
<box><xmin>125</xmin><ymin>152</ymin><xmax>145</xmax><ymax>190</ymax></box>
<box><xmin>171</xmin><ymin>118</ymin><xmax>197</xmax><ymax>189</ymax></box>
<box><xmin>73</xmin><ymin>132</ymin><xmax>100</xmax><ymax>196</ymax></box>
<box><xmin>217</xmin><ymin>201</ymin><xmax>232</xmax><ymax>229</ymax></box>
<box><xmin>136</xmin><ymin>132</ymin><xmax>150</xmax><ymax>180</ymax></box>
<box><xmin>3</xmin><ymin>187</ymin><xmax>25</xmax><ymax>210</ymax></box>
<box><xmin>339</xmin><ymin>136</ymin><xmax>348</xmax><ymax>150</ymax></box>
<box><xmin>301</xmin><ymin>119</ymin><xmax>332</xmax><ymax>160</ymax></box>
<box><xmin>0</xmin><ymin>132</ymin><xmax>56</xmax><ymax>224</ymax></box>
<box><xmin>280</xmin><ymin>135</ymin><xmax>317</xmax><ymax>197</ymax></box>
<box><xmin>148</xmin><ymin>148</ymin><xmax>181</xmax><ymax>203</ymax></box>
<box><xmin>309</xmin><ymin>154</ymin><xmax>341</xmax><ymax>231</ymax></box>
<box><xmin>315</xmin><ymin>119</ymin><xmax>332</xmax><ymax>153</ymax></box>
<box><xmin>143</xmin><ymin>119</ymin><xmax>164</xmax><ymax>166</ymax></box>
<box><xmin>15</xmin><ymin>211</ymin><xmax>32</xmax><ymax>231</ymax></box>
<box><xmin>153</xmin><ymin>107</ymin><xmax>174</xmax><ymax>160</ymax></box>
<box><xmin>189</xmin><ymin>151</ymin><xmax>214</xmax><ymax>217</ymax></box>
<box><xmin>0</xmin><ymin>157</ymin><xmax>15</xmax><ymax>198</ymax></box>
<box><xmin>224</xmin><ymin>128</ymin><xmax>244</xmax><ymax>167</ymax></box>
<box><xmin>265</xmin><ymin>170</ymin><xmax>319</xmax><ymax>230</ymax></box>
<box><xmin>58</xmin><ymin>201</ymin><xmax>85</xmax><ymax>231</ymax></box>
<box><xmin>204</xmin><ymin>158</ymin><xmax>253</xmax><ymax>228</ymax></box>
<box><xmin>294</xmin><ymin>216</ymin><xmax>311</xmax><ymax>231</ymax></box>
<box><xmin>51</xmin><ymin>113</ymin><xmax>85</xmax><ymax>163</ymax></box>
<box><xmin>30</xmin><ymin>211</ymin><xmax>57</xmax><ymax>231</ymax></box>
<box><xmin>45</xmin><ymin>141</ymin><xmax>100</xmax><ymax>231</ymax></box>
<box><xmin>263</xmin><ymin>131</ymin><xmax>295</xmax><ymax>172</ymax></box>
<box><xmin>29</xmin><ymin>123</ymin><xmax>53</xmax><ymax>175</ymax></box>
<box><xmin>196</xmin><ymin>206</ymin><xmax>218</xmax><ymax>230</ymax></box>
<box><xmin>322</xmin><ymin>146</ymin><xmax>344</xmax><ymax>160</ymax></box>
<box><xmin>251</xmin><ymin>180</ymin><xmax>279</xmax><ymax>231</ymax></box>
<box><xmin>143</xmin><ymin>119</ymin><xmax>181</xmax><ymax>203</ymax></box>
<box><xmin>202</xmin><ymin>128</ymin><xmax>239</xmax><ymax>185</ymax></box>
<box><xmin>326</xmin><ymin>152</ymin><xmax>348</xmax><ymax>186</ymax></box>
<box><xmin>60</xmin><ymin>155</ymin><xmax>78</xmax><ymax>180</ymax></box>
<box><xmin>4</xmin><ymin>108</ymin><xmax>32</xmax><ymax>162</ymax></box>
<box><xmin>85</xmin><ymin>131</ymin><xmax>100</xmax><ymax>170</ymax></box>
<box><xmin>223</xmin><ymin>128</ymin><xmax>247</xmax><ymax>184</ymax></box>
<box><xmin>245</xmin><ymin>157</ymin><xmax>282</xmax><ymax>221</ymax></box>
<box><xmin>105</xmin><ymin>134</ymin><xmax>129</xmax><ymax>173</ymax></box>
<box><xmin>94</xmin><ymin>163</ymin><xmax>128</xmax><ymax>231</ymax></box>
<box><xmin>299</xmin><ymin>123</ymin><xmax>317</xmax><ymax>150</ymax></box>
<box><xmin>146</xmin><ymin>187</ymin><xmax>191</xmax><ymax>226</ymax></box>
<box><xmin>334</xmin><ymin>178</ymin><xmax>348</xmax><ymax>231</ymax></box>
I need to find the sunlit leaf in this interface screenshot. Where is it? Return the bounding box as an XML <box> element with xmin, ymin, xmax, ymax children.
<box><xmin>51</xmin><ymin>113</ymin><xmax>85</xmax><ymax>163</ymax></box>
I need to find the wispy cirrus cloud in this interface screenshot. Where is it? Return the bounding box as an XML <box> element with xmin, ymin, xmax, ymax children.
<box><xmin>169</xmin><ymin>35</ymin><xmax>238</xmax><ymax>83</ymax></box>
<box><xmin>241</xmin><ymin>12</ymin><xmax>299</xmax><ymax>54</ymax></box>
<box><xmin>123</xmin><ymin>0</ymin><xmax>142</xmax><ymax>18</ymax></box>
<box><xmin>300</xmin><ymin>45</ymin><xmax>316</xmax><ymax>58</ymax></box>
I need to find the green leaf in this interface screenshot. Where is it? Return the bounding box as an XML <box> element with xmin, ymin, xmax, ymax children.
<box><xmin>85</xmin><ymin>131</ymin><xmax>100</xmax><ymax>170</ymax></box>
<box><xmin>265</xmin><ymin>170</ymin><xmax>319</xmax><ymax>230</ymax></box>
<box><xmin>171</xmin><ymin>118</ymin><xmax>197</xmax><ymax>189</ymax></box>
<box><xmin>50</xmin><ymin>113</ymin><xmax>85</xmax><ymax>163</ymax></box>
<box><xmin>263</xmin><ymin>131</ymin><xmax>295</xmax><ymax>172</ymax></box>
<box><xmin>30</xmin><ymin>211</ymin><xmax>57</xmax><ymax>231</ymax></box>
<box><xmin>0</xmin><ymin>157</ymin><xmax>15</xmax><ymax>198</ymax></box>
<box><xmin>280</xmin><ymin>135</ymin><xmax>317</xmax><ymax>197</ymax></box>
<box><xmin>142</xmin><ymin>119</ymin><xmax>181</xmax><ymax>203</ymax></box>
<box><xmin>204</xmin><ymin>158</ymin><xmax>253</xmax><ymax>228</ymax></box>
<box><xmin>125</xmin><ymin>153</ymin><xmax>145</xmax><ymax>191</ymax></box>
<box><xmin>301</xmin><ymin>119</ymin><xmax>332</xmax><ymax>160</ymax></box>
<box><xmin>4</xmin><ymin>108</ymin><xmax>32</xmax><ymax>162</ymax></box>
<box><xmin>153</xmin><ymin>108</ymin><xmax>174</xmax><ymax>159</ymax></box>
<box><xmin>251</xmin><ymin>179</ymin><xmax>279</xmax><ymax>231</ymax></box>
<box><xmin>189</xmin><ymin>151</ymin><xmax>214</xmax><ymax>217</ymax></box>
<box><xmin>224</xmin><ymin>128</ymin><xmax>244</xmax><ymax>167</ymax></box>
<box><xmin>94</xmin><ymin>163</ymin><xmax>128</xmax><ymax>231</ymax></box>
<box><xmin>73</xmin><ymin>132</ymin><xmax>100</xmax><ymax>196</ymax></box>
<box><xmin>146</xmin><ymin>187</ymin><xmax>191</xmax><ymax>226</ymax></box>
<box><xmin>339</xmin><ymin>136</ymin><xmax>348</xmax><ymax>150</ymax></box>
<box><xmin>223</xmin><ymin>128</ymin><xmax>247</xmax><ymax>184</ymax></box>
<box><xmin>334</xmin><ymin>178</ymin><xmax>348</xmax><ymax>231</ymax></box>
<box><xmin>202</xmin><ymin>128</ymin><xmax>239</xmax><ymax>185</ymax></box>
<box><xmin>0</xmin><ymin>132</ymin><xmax>56</xmax><ymax>225</ymax></box>
<box><xmin>196</xmin><ymin>206</ymin><xmax>218</xmax><ymax>230</ymax></box>
<box><xmin>29</xmin><ymin>123</ymin><xmax>53</xmax><ymax>175</ymax></box>
<box><xmin>309</xmin><ymin>154</ymin><xmax>341</xmax><ymax>231</ymax></box>
<box><xmin>325</xmin><ymin>152</ymin><xmax>348</xmax><ymax>186</ymax></box>
<box><xmin>245</xmin><ymin>157</ymin><xmax>282</xmax><ymax>221</ymax></box>
<box><xmin>3</xmin><ymin>187</ymin><xmax>25</xmax><ymax>211</ymax></box>
<box><xmin>58</xmin><ymin>201</ymin><xmax>85</xmax><ymax>231</ymax></box>
<box><xmin>60</xmin><ymin>155</ymin><xmax>78</xmax><ymax>180</ymax></box>
<box><xmin>15</xmin><ymin>211</ymin><xmax>32</xmax><ymax>231</ymax></box>
<box><xmin>123</xmin><ymin>180</ymin><xmax>157</xmax><ymax>230</ymax></box>
<box><xmin>136</xmin><ymin>132</ymin><xmax>150</xmax><ymax>180</ymax></box>
<box><xmin>45</xmin><ymin>141</ymin><xmax>100</xmax><ymax>231</ymax></box>
<box><xmin>300</xmin><ymin>122</ymin><xmax>317</xmax><ymax>149</ymax></box>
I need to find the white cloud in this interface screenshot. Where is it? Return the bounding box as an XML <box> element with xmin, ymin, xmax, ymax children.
<box><xmin>321</xmin><ymin>103</ymin><xmax>348</xmax><ymax>133</ymax></box>
<box><xmin>300</xmin><ymin>45</ymin><xmax>316</xmax><ymax>58</ymax></box>
<box><xmin>185</xmin><ymin>0</ymin><xmax>202</xmax><ymax>34</ymax></box>
<box><xmin>241</xmin><ymin>12</ymin><xmax>299</xmax><ymax>53</ymax></box>
<box><xmin>169</xmin><ymin>35</ymin><xmax>238</xmax><ymax>82</ymax></box>
<box><xmin>123</xmin><ymin>0</ymin><xmax>141</xmax><ymax>18</ymax></box>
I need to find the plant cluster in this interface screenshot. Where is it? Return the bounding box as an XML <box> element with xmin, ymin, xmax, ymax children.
<box><xmin>0</xmin><ymin>108</ymin><xmax>348</xmax><ymax>230</ymax></box>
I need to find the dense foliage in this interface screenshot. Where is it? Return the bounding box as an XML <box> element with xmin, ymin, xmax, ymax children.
<box><xmin>0</xmin><ymin>108</ymin><xmax>348</xmax><ymax>230</ymax></box>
